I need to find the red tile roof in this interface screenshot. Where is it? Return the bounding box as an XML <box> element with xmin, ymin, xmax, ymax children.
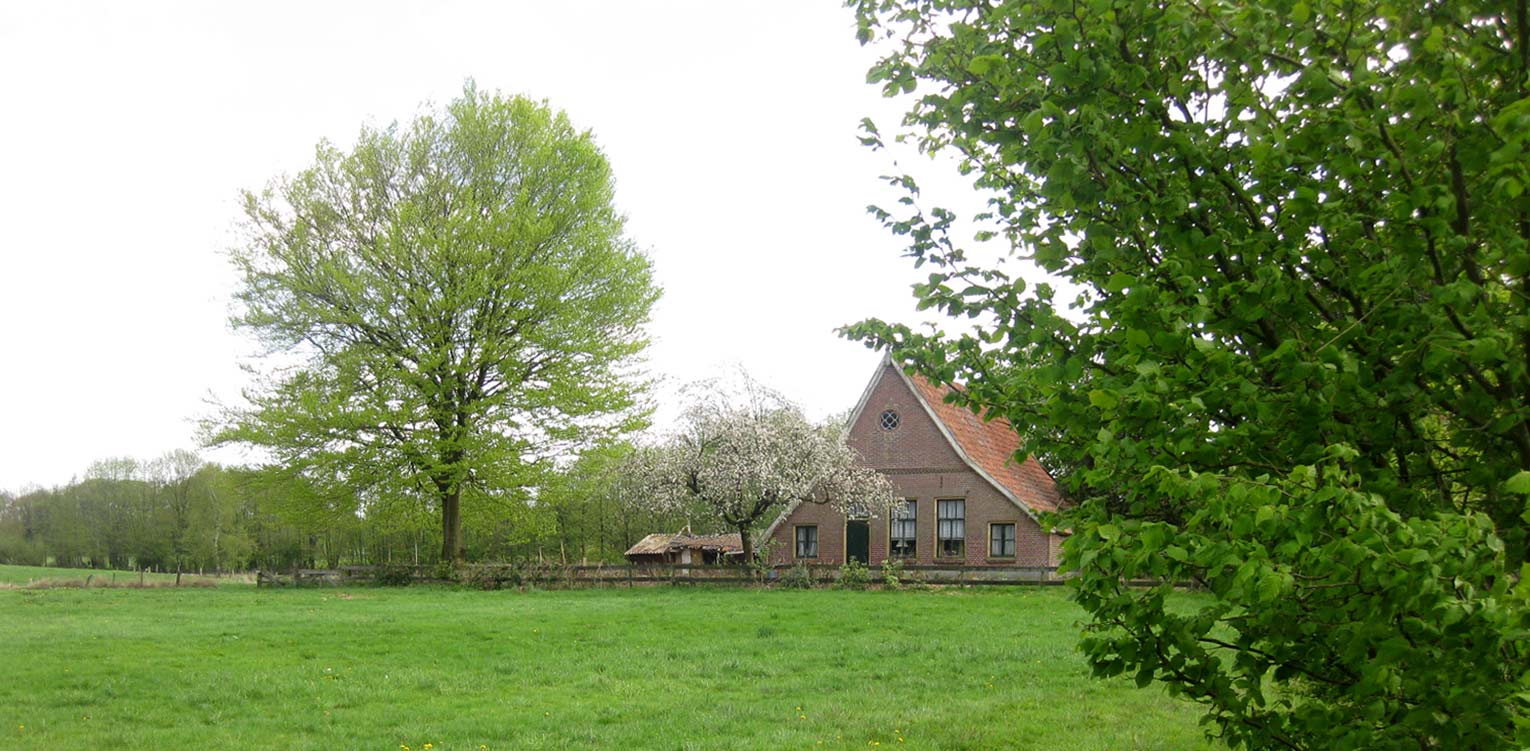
<box><xmin>908</xmin><ymin>373</ymin><xmax>1063</xmax><ymax>516</ymax></box>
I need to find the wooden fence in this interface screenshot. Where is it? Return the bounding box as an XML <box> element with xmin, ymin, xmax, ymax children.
<box><xmin>257</xmin><ymin>562</ymin><xmax>1065</xmax><ymax>588</ymax></box>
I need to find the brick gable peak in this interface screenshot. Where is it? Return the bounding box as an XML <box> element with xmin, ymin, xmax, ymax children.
<box><xmin>845</xmin><ymin>352</ymin><xmax>1061</xmax><ymax>521</ymax></box>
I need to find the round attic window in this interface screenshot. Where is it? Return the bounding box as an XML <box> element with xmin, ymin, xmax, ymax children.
<box><xmin>879</xmin><ymin>409</ymin><xmax>901</xmax><ymax>431</ymax></box>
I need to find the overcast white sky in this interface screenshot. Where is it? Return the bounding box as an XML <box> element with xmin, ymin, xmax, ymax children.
<box><xmin>0</xmin><ymin>1</ymin><xmax>1037</xmax><ymax>493</ymax></box>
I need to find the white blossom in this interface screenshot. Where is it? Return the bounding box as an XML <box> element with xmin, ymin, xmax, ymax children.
<box><xmin>631</xmin><ymin>374</ymin><xmax>897</xmax><ymax>562</ymax></box>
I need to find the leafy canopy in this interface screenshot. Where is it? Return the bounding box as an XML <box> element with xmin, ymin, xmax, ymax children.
<box><xmin>213</xmin><ymin>83</ymin><xmax>659</xmax><ymax>561</ymax></box>
<box><xmin>846</xmin><ymin>0</ymin><xmax>1530</xmax><ymax>748</ymax></box>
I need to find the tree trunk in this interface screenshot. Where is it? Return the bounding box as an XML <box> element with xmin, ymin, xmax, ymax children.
<box><xmin>441</xmin><ymin>487</ymin><xmax>462</xmax><ymax>563</ymax></box>
<box><xmin>737</xmin><ymin>523</ymin><xmax>754</xmax><ymax>569</ymax></box>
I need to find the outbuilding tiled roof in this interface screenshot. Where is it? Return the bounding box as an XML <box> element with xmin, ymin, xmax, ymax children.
<box><xmin>626</xmin><ymin>533</ymin><xmax>678</xmax><ymax>556</ymax></box>
<box><xmin>676</xmin><ymin>533</ymin><xmax>744</xmax><ymax>552</ymax></box>
<box><xmin>624</xmin><ymin>533</ymin><xmax>743</xmax><ymax>557</ymax></box>
<box><xmin>907</xmin><ymin>373</ymin><xmax>1063</xmax><ymax>516</ymax></box>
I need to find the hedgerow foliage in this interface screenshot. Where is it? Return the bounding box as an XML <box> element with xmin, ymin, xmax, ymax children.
<box><xmin>845</xmin><ymin>0</ymin><xmax>1530</xmax><ymax>747</ymax></box>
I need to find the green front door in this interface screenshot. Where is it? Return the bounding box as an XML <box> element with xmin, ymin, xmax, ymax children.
<box><xmin>846</xmin><ymin>520</ymin><xmax>870</xmax><ymax>564</ymax></box>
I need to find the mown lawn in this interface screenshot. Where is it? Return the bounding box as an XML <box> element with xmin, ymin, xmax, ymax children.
<box><xmin>1</xmin><ymin>583</ymin><xmax>1217</xmax><ymax>750</ymax></box>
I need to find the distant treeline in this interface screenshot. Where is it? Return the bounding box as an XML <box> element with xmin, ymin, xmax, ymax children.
<box><xmin>0</xmin><ymin>447</ymin><xmax>700</xmax><ymax>572</ymax></box>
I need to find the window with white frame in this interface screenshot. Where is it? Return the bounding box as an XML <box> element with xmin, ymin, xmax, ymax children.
<box><xmin>937</xmin><ymin>499</ymin><xmax>965</xmax><ymax>558</ymax></box>
<box><xmin>795</xmin><ymin>525</ymin><xmax>818</xmax><ymax>558</ymax></box>
<box><xmin>889</xmin><ymin>499</ymin><xmax>917</xmax><ymax>558</ymax></box>
<box><xmin>989</xmin><ymin>522</ymin><xmax>1016</xmax><ymax>558</ymax></box>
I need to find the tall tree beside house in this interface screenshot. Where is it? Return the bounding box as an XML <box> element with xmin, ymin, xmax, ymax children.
<box><xmin>211</xmin><ymin>83</ymin><xmax>660</xmax><ymax>562</ymax></box>
<box><xmin>847</xmin><ymin>1</ymin><xmax>1529</xmax><ymax>749</ymax></box>
<box><xmin>632</xmin><ymin>376</ymin><xmax>897</xmax><ymax>564</ymax></box>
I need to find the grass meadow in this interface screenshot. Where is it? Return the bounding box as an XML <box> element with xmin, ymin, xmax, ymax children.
<box><xmin>0</xmin><ymin>563</ymin><xmax>248</xmax><ymax>587</ymax></box>
<box><xmin>1</xmin><ymin>574</ymin><xmax>1216</xmax><ymax>750</ymax></box>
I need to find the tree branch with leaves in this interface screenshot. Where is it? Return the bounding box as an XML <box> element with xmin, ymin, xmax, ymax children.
<box><xmin>846</xmin><ymin>0</ymin><xmax>1530</xmax><ymax>747</ymax></box>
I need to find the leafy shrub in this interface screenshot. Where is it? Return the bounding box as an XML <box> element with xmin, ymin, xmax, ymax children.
<box><xmin>879</xmin><ymin>559</ymin><xmax>904</xmax><ymax>589</ymax></box>
<box><xmin>748</xmin><ymin>539</ymin><xmax>776</xmax><ymax>584</ymax></box>
<box><xmin>432</xmin><ymin>561</ymin><xmax>461</xmax><ymax>583</ymax></box>
<box><xmin>778</xmin><ymin>564</ymin><xmax>813</xmax><ymax>589</ymax></box>
<box><xmin>462</xmin><ymin>564</ymin><xmax>512</xmax><ymax>590</ymax></box>
<box><xmin>838</xmin><ymin>559</ymin><xmax>870</xmax><ymax>590</ymax></box>
<box><xmin>372</xmin><ymin>566</ymin><xmax>415</xmax><ymax>587</ymax></box>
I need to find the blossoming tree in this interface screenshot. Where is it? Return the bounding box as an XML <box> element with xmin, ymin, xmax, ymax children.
<box><xmin>633</xmin><ymin>377</ymin><xmax>896</xmax><ymax>565</ymax></box>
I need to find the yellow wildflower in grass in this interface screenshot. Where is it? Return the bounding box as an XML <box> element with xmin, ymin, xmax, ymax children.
<box><xmin>424</xmin><ymin>744</ymin><xmax>433</xmax><ymax>749</ymax></box>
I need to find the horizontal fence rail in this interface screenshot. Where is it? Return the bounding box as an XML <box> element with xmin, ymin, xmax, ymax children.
<box><xmin>256</xmin><ymin>563</ymin><xmax>1077</xmax><ymax>588</ymax></box>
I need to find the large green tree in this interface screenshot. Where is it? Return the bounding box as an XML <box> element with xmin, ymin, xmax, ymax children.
<box><xmin>847</xmin><ymin>0</ymin><xmax>1529</xmax><ymax>748</ymax></box>
<box><xmin>213</xmin><ymin>84</ymin><xmax>659</xmax><ymax>562</ymax></box>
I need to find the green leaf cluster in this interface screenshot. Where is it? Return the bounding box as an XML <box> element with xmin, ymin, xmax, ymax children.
<box><xmin>846</xmin><ymin>0</ymin><xmax>1530</xmax><ymax>747</ymax></box>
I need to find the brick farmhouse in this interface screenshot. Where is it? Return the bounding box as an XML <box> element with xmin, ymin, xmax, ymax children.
<box><xmin>761</xmin><ymin>356</ymin><xmax>1065</xmax><ymax>567</ymax></box>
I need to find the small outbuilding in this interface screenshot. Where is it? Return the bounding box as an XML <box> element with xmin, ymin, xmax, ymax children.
<box><xmin>624</xmin><ymin>531</ymin><xmax>744</xmax><ymax>565</ymax></box>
